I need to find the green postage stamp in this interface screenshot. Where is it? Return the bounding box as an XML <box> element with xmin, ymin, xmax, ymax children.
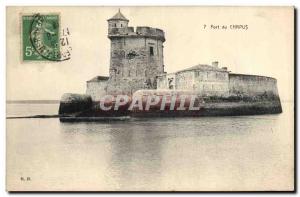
<box><xmin>22</xmin><ymin>14</ymin><xmax>62</xmax><ymax>61</ymax></box>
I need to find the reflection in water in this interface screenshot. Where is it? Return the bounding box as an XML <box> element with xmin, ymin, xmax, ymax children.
<box><xmin>58</xmin><ymin>114</ymin><xmax>288</xmax><ymax>191</ymax></box>
<box><xmin>6</xmin><ymin>102</ymin><xmax>293</xmax><ymax>191</ymax></box>
<box><xmin>59</xmin><ymin>120</ymin><xmax>164</xmax><ymax>190</ymax></box>
<box><xmin>108</xmin><ymin>122</ymin><xmax>163</xmax><ymax>190</ymax></box>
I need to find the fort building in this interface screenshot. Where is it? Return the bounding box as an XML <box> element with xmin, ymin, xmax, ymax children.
<box><xmin>86</xmin><ymin>10</ymin><xmax>279</xmax><ymax>101</ymax></box>
<box><xmin>157</xmin><ymin>61</ymin><xmax>279</xmax><ymax>98</ymax></box>
<box><xmin>87</xmin><ymin>9</ymin><xmax>165</xmax><ymax>97</ymax></box>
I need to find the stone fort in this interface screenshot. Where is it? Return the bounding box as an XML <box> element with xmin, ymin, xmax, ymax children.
<box><xmin>86</xmin><ymin>10</ymin><xmax>279</xmax><ymax>100</ymax></box>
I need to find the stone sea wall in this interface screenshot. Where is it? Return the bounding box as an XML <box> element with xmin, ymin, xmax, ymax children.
<box><xmin>229</xmin><ymin>73</ymin><xmax>279</xmax><ymax>97</ymax></box>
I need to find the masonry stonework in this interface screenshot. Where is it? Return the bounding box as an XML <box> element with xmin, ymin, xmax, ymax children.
<box><xmin>86</xmin><ymin>76</ymin><xmax>109</xmax><ymax>101</ymax></box>
<box><xmin>106</xmin><ymin>11</ymin><xmax>165</xmax><ymax>95</ymax></box>
<box><xmin>157</xmin><ymin>63</ymin><xmax>230</xmax><ymax>97</ymax></box>
<box><xmin>229</xmin><ymin>74</ymin><xmax>279</xmax><ymax>97</ymax></box>
<box><xmin>156</xmin><ymin>62</ymin><xmax>279</xmax><ymax>98</ymax></box>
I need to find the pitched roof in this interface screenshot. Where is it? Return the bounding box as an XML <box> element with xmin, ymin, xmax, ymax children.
<box><xmin>108</xmin><ymin>9</ymin><xmax>129</xmax><ymax>21</ymax></box>
<box><xmin>176</xmin><ymin>64</ymin><xmax>228</xmax><ymax>73</ymax></box>
<box><xmin>87</xmin><ymin>76</ymin><xmax>109</xmax><ymax>82</ymax></box>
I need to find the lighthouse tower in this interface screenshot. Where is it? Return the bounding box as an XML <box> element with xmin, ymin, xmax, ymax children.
<box><xmin>106</xmin><ymin>9</ymin><xmax>166</xmax><ymax>95</ymax></box>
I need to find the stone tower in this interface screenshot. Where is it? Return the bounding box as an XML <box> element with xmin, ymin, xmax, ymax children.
<box><xmin>106</xmin><ymin>9</ymin><xmax>166</xmax><ymax>95</ymax></box>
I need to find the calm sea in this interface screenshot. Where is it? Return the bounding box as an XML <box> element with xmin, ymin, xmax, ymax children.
<box><xmin>6</xmin><ymin>102</ymin><xmax>294</xmax><ymax>191</ymax></box>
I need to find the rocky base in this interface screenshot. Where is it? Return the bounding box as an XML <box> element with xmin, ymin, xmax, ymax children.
<box><xmin>131</xmin><ymin>100</ymin><xmax>282</xmax><ymax>117</ymax></box>
<box><xmin>58</xmin><ymin>94</ymin><xmax>282</xmax><ymax>121</ymax></box>
<box><xmin>58</xmin><ymin>93</ymin><xmax>93</xmax><ymax>115</ymax></box>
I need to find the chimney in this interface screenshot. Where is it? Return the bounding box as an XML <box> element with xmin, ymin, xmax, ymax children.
<box><xmin>212</xmin><ymin>61</ymin><xmax>219</xmax><ymax>67</ymax></box>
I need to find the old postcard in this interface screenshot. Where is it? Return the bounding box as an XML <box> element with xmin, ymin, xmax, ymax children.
<box><xmin>6</xmin><ymin>6</ymin><xmax>294</xmax><ymax>191</ymax></box>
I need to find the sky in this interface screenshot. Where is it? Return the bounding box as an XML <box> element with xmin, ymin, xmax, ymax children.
<box><xmin>7</xmin><ymin>6</ymin><xmax>294</xmax><ymax>101</ymax></box>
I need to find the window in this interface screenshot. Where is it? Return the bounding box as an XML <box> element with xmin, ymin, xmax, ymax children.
<box><xmin>150</xmin><ymin>47</ymin><xmax>154</xmax><ymax>56</ymax></box>
<box><xmin>121</xmin><ymin>24</ymin><xmax>123</xmax><ymax>27</ymax></box>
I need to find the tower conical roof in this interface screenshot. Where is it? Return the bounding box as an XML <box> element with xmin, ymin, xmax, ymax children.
<box><xmin>108</xmin><ymin>9</ymin><xmax>129</xmax><ymax>21</ymax></box>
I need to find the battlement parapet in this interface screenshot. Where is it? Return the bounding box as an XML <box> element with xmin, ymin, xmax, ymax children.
<box><xmin>136</xmin><ymin>26</ymin><xmax>165</xmax><ymax>39</ymax></box>
<box><xmin>108</xmin><ymin>26</ymin><xmax>165</xmax><ymax>42</ymax></box>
